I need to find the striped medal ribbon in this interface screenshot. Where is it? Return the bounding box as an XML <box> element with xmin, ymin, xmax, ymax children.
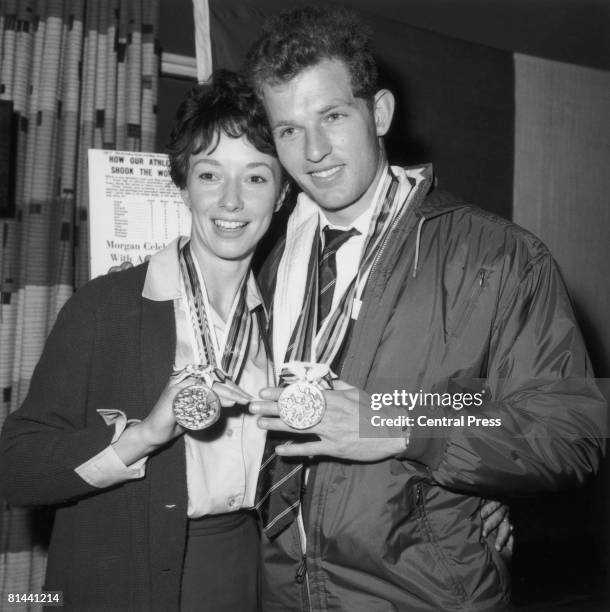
<box><xmin>285</xmin><ymin>169</ymin><xmax>400</xmax><ymax>369</ymax></box>
<box><xmin>172</xmin><ymin>241</ymin><xmax>252</xmax><ymax>430</ymax></box>
<box><xmin>275</xmin><ymin>170</ymin><xmax>399</xmax><ymax>431</ymax></box>
<box><xmin>256</xmin><ymin>170</ymin><xmax>401</xmax><ymax>537</ymax></box>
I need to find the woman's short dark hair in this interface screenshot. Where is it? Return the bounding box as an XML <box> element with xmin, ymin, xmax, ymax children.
<box><xmin>167</xmin><ymin>69</ymin><xmax>276</xmax><ymax>189</ymax></box>
<box><xmin>245</xmin><ymin>6</ymin><xmax>378</xmax><ymax>101</ymax></box>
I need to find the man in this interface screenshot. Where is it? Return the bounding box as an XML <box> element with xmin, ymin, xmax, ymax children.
<box><xmin>247</xmin><ymin>6</ymin><xmax>606</xmax><ymax>612</ymax></box>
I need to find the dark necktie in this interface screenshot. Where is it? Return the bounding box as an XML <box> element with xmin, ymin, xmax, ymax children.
<box><xmin>318</xmin><ymin>226</ymin><xmax>360</xmax><ymax>327</ymax></box>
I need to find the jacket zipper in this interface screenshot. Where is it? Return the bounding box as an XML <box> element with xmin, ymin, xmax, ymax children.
<box><xmin>366</xmin><ymin>205</ymin><xmax>409</xmax><ymax>291</ymax></box>
<box><xmin>295</xmin><ymin>554</ymin><xmax>307</xmax><ymax>583</ymax></box>
<box><xmin>296</xmin><ymin>507</ymin><xmax>313</xmax><ymax>611</ymax></box>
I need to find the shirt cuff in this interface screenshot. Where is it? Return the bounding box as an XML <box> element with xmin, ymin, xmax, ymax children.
<box><xmin>74</xmin><ymin>409</ymin><xmax>148</xmax><ymax>488</ymax></box>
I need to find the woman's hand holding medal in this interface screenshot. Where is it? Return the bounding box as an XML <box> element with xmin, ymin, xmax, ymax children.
<box><xmin>112</xmin><ymin>371</ymin><xmax>251</xmax><ymax>466</ymax></box>
<box><xmin>170</xmin><ymin>366</ymin><xmax>252</xmax><ymax>431</ymax></box>
<box><xmin>153</xmin><ymin>369</ymin><xmax>252</xmax><ymax>437</ymax></box>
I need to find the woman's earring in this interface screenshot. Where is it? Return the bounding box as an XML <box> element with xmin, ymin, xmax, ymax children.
<box><xmin>275</xmin><ymin>183</ymin><xmax>290</xmax><ymax>211</ymax></box>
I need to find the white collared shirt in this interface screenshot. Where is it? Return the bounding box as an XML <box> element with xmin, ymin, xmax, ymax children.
<box><xmin>76</xmin><ymin>237</ymin><xmax>270</xmax><ymax>517</ymax></box>
<box><xmin>317</xmin><ymin>165</ymin><xmax>414</xmax><ymax>318</ymax></box>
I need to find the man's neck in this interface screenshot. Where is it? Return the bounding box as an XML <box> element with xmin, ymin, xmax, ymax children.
<box><xmin>319</xmin><ymin>196</ymin><xmax>375</xmax><ymax>234</ymax></box>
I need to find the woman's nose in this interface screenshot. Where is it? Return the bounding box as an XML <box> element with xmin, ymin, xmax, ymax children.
<box><xmin>220</xmin><ymin>182</ymin><xmax>243</xmax><ymax>211</ymax></box>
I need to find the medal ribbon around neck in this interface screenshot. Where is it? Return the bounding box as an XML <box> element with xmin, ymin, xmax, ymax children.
<box><xmin>179</xmin><ymin>241</ymin><xmax>252</xmax><ymax>385</ymax></box>
<box><xmin>283</xmin><ymin>169</ymin><xmax>400</xmax><ymax>370</ymax></box>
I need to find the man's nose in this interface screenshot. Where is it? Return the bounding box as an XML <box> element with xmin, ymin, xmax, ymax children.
<box><xmin>305</xmin><ymin>126</ymin><xmax>331</xmax><ymax>163</ymax></box>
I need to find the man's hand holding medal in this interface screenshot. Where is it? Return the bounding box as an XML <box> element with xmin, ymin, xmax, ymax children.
<box><xmin>251</xmin><ymin>361</ymin><xmax>407</xmax><ymax>461</ymax></box>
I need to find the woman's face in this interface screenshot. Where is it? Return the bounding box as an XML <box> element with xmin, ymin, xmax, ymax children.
<box><xmin>182</xmin><ymin>132</ymin><xmax>283</xmax><ymax>264</ymax></box>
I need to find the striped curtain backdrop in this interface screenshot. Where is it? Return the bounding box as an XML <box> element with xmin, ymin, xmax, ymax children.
<box><xmin>0</xmin><ymin>0</ymin><xmax>159</xmax><ymax>601</ymax></box>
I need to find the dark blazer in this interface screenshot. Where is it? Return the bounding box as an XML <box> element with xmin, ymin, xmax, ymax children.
<box><xmin>0</xmin><ymin>264</ymin><xmax>188</xmax><ymax>611</ymax></box>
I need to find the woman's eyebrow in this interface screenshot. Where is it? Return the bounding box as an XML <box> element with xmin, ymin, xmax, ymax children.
<box><xmin>246</xmin><ymin>162</ymin><xmax>274</xmax><ymax>170</ymax></box>
<box><xmin>191</xmin><ymin>158</ymin><xmax>221</xmax><ymax>167</ymax></box>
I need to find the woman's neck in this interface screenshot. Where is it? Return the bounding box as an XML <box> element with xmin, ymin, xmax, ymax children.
<box><xmin>190</xmin><ymin>242</ymin><xmax>251</xmax><ymax>322</ymax></box>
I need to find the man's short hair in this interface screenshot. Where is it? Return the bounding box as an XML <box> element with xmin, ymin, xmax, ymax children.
<box><xmin>245</xmin><ymin>6</ymin><xmax>378</xmax><ymax>100</ymax></box>
<box><xmin>167</xmin><ymin>69</ymin><xmax>276</xmax><ymax>189</ymax></box>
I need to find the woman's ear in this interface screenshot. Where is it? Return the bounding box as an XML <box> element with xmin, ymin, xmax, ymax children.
<box><xmin>372</xmin><ymin>89</ymin><xmax>395</xmax><ymax>137</ymax></box>
<box><xmin>181</xmin><ymin>189</ymin><xmax>191</xmax><ymax>209</ymax></box>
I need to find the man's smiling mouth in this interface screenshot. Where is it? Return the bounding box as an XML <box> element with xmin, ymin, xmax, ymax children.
<box><xmin>310</xmin><ymin>165</ymin><xmax>343</xmax><ymax>179</ymax></box>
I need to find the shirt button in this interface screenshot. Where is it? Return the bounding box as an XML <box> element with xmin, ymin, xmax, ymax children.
<box><xmin>227</xmin><ymin>496</ymin><xmax>238</xmax><ymax>509</ymax></box>
<box><xmin>226</xmin><ymin>428</ymin><xmax>233</xmax><ymax>438</ymax></box>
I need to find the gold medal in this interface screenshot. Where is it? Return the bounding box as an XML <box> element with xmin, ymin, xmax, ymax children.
<box><xmin>173</xmin><ymin>382</ymin><xmax>221</xmax><ymax>430</ymax></box>
<box><xmin>278</xmin><ymin>381</ymin><xmax>325</xmax><ymax>429</ymax></box>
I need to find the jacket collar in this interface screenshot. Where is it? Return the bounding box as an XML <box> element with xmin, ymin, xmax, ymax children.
<box><xmin>406</xmin><ymin>163</ymin><xmax>469</xmax><ymax>219</ymax></box>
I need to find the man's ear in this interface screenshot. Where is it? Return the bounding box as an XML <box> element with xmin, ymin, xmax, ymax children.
<box><xmin>275</xmin><ymin>182</ymin><xmax>290</xmax><ymax>212</ymax></box>
<box><xmin>372</xmin><ymin>89</ymin><xmax>395</xmax><ymax>137</ymax></box>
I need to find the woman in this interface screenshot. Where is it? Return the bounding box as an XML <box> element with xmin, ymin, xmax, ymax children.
<box><xmin>0</xmin><ymin>70</ymin><xmax>284</xmax><ymax>611</ymax></box>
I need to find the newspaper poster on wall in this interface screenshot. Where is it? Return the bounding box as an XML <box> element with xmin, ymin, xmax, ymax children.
<box><xmin>88</xmin><ymin>149</ymin><xmax>191</xmax><ymax>279</ymax></box>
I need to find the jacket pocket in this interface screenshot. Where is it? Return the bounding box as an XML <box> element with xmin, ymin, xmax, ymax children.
<box><xmin>414</xmin><ymin>483</ymin><xmax>469</xmax><ymax>604</ymax></box>
<box><xmin>448</xmin><ymin>268</ymin><xmax>489</xmax><ymax>340</ymax></box>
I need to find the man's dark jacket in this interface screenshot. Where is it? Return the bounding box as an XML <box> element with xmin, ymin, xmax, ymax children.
<box><xmin>257</xmin><ymin>184</ymin><xmax>606</xmax><ymax>611</ymax></box>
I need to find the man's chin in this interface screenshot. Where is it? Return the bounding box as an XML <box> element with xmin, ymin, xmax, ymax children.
<box><xmin>316</xmin><ymin>196</ymin><xmax>363</xmax><ymax>218</ymax></box>
<box><xmin>304</xmin><ymin>186</ymin><xmax>352</xmax><ymax>212</ymax></box>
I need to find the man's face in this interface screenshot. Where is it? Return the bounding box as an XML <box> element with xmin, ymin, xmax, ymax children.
<box><xmin>261</xmin><ymin>59</ymin><xmax>388</xmax><ymax>224</ymax></box>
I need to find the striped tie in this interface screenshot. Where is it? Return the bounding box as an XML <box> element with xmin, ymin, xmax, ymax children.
<box><xmin>255</xmin><ymin>434</ymin><xmax>304</xmax><ymax>539</ymax></box>
<box><xmin>318</xmin><ymin>227</ymin><xmax>360</xmax><ymax>326</ymax></box>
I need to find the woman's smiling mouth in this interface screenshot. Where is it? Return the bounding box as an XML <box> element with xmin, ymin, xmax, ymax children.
<box><xmin>213</xmin><ymin>219</ymin><xmax>248</xmax><ymax>231</ymax></box>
